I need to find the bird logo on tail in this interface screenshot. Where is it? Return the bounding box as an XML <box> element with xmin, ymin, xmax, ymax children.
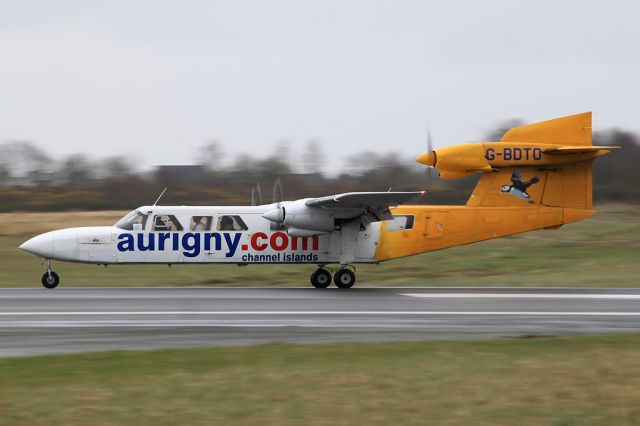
<box><xmin>500</xmin><ymin>169</ymin><xmax>540</xmax><ymax>204</ymax></box>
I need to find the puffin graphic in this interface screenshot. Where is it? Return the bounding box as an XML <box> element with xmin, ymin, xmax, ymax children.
<box><xmin>500</xmin><ymin>169</ymin><xmax>540</xmax><ymax>204</ymax></box>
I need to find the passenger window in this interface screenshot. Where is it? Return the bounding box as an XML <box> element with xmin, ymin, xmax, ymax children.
<box><xmin>152</xmin><ymin>215</ymin><xmax>183</xmax><ymax>231</ymax></box>
<box><xmin>217</xmin><ymin>215</ymin><xmax>248</xmax><ymax>231</ymax></box>
<box><xmin>387</xmin><ymin>215</ymin><xmax>415</xmax><ymax>231</ymax></box>
<box><xmin>190</xmin><ymin>216</ymin><xmax>212</xmax><ymax>231</ymax></box>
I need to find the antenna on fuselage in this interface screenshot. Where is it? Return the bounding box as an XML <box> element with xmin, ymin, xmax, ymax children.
<box><xmin>153</xmin><ymin>187</ymin><xmax>168</xmax><ymax>206</ymax></box>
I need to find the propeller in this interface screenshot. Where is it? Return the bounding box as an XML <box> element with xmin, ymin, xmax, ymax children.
<box><xmin>250</xmin><ymin>182</ymin><xmax>263</xmax><ymax>206</ymax></box>
<box><xmin>251</xmin><ymin>177</ymin><xmax>284</xmax><ymax>206</ymax></box>
<box><xmin>425</xmin><ymin>125</ymin><xmax>436</xmax><ymax>182</ymax></box>
<box><xmin>272</xmin><ymin>177</ymin><xmax>284</xmax><ymax>204</ymax></box>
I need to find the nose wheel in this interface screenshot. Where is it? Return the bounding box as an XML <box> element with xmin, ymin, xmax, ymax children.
<box><xmin>41</xmin><ymin>260</ymin><xmax>60</xmax><ymax>289</ymax></box>
<box><xmin>41</xmin><ymin>271</ymin><xmax>60</xmax><ymax>289</ymax></box>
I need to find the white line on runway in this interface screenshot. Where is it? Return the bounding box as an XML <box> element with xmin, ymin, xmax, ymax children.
<box><xmin>0</xmin><ymin>311</ymin><xmax>640</xmax><ymax>316</ymax></box>
<box><xmin>400</xmin><ymin>293</ymin><xmax>640</xmax><ymax>299</ymax></box>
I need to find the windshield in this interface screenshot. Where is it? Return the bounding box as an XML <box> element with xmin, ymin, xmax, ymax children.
<box><xmin>115</xmin><ymin>210</ymin><xmax>148</xmax><ymax>230</ymax></box>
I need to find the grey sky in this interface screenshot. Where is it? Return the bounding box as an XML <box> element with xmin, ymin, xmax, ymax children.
<box><xmin>1</xmin><ymin>0</ymin><xmax>639</xmax><ymax>172</ymax></box>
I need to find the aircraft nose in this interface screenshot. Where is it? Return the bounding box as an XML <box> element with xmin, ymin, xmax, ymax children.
<box><xmin>20</xmin><ymin>233</ymin><xmax>54</xmax><ymax>258</ymax></box>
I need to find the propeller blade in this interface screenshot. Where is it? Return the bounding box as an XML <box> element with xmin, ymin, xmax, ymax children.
<box><xmin>272</xmin><ymin>177</ymin><xmax>284</xmax><ymax>204</ymax></box>
<box><xmin>426</xmin><ymin>125</ymin><xmax>435</xmax><ymax>182</ymax></box>
<box><xmin>251</xmin><ymin>182</ymin><xmax>263</xmax><ymax>206</ymax></box>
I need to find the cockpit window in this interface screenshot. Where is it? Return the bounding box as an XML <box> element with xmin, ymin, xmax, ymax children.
<box><xmin>217</xmin><ymin>215</ymin><xmax>248</xmax><ymax>231</ymax></box>
<box><xmin>387</xmin><ymin>215</ymin><xmax>415</xmax><ymax>231</ymax></box>
<box><xmin>115</xmin><ymin>210</ymin><xmax>148</xmax><ymax>231</ymax></box>
<box><xmin>152</xmin><ymin>215</ymin><xmax>183</xmax><ymax>231</ymax></box>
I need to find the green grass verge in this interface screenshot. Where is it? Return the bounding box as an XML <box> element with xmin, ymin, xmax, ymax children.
<box><xmin>2</xmin><ymin>335</ymin><xmax>640</xmax><ymax>425</ymax></box>
<box><xmin>1</xmin><ymin>207</ymin><xmax>638</xmax><ymax>287</ymax></box>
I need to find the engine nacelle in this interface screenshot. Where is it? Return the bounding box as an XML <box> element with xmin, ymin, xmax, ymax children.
<box><xmin>287</xmin><ymin>227</ymin><xmax>330</xmax><ymax>237</ymax></box>
<box><xmin>417</xmin><ymin>142</ymin><xmax>608</xmax><ymax>180</ymax></box>
<box><xmin>263</xmin><ymin>199</ymin><xmax>335</xmax><ymax>233</ymax></box>
<box><xmin>417</xmin><ymin>143</ymin><xmax>491</xmax><ymax>179</ymax></box>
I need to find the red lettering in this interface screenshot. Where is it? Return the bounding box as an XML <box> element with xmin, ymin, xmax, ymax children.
<box><xmin>251</xmin><ymin>232</ymin><xmax>268</xmax><ymax>251</ymax></box>
<box><xmin>270</xmin><ymin>232</ymin><xmax>288</xmax><ymax>251</ymax></box>
<box><xmin>300</xmin><ymin>235</ymin><xmax>319</xmax><ymax>250</ymax></box>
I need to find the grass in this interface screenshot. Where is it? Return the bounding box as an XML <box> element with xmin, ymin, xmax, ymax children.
<box><xmin>1</xmin><ymin>206</ymin><xmax>638</xmax><ymax>287</ymax></box>
<box><xmin>1</xmin><ymin>334</ymin><xmax>640</xmax><ymax>425</ymax></box>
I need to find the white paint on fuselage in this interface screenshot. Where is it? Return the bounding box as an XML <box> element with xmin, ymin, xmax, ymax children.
<box><xmin>20</xmin><ymin>205</ymin><xmax>381</xmax><ymax>265</ymax></box>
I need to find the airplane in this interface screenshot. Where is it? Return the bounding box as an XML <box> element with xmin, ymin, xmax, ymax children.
<box><xmin>20</xmin><ymin>112</ymin><xmax>618</xmax><ymax>289</ymax></box>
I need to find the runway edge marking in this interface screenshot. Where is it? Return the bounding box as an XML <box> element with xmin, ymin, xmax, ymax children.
<box><xmin>400</xmin><ymin>293</ymin><xmax>640</xmax><ymax>300</ymax></box>
<box><xmin>1</xmin><ymin>311</ymin><xmax>640</xmax><ymax>316</ymax></box>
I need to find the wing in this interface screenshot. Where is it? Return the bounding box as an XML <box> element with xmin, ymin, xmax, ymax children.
<box><xmin>305</xmin><ymin>191</ymin><xmax>425</xmax><ymax>221</ymax></box>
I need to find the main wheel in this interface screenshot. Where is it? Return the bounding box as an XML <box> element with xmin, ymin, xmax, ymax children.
<box><xmin>310</xmin><ymin>268</ymin><xmax>331</xmax><ymax>288</ymax></box>
<box><xmin>334</xmin><ymin>269</ymin><xmax>356</xmax><ymax>289</ymax></box>
<box><xmin>41</xmin><ymin>271</ymin><xmax>60</xmax><ymax>289</ymax></box>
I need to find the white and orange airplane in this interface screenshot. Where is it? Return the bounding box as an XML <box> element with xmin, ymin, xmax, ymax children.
<box><xmin>20</xmin><ymin>112</ymin><xmax>618</xmax><ymax>289</ymax></box>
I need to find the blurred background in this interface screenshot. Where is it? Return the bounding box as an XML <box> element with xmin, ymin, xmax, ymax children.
<box><xmin>1</xmin><ymin>1</ymin><xmax>640</xmax><ymax>210</ymax></box>
<box><xmin>0</xmin><ymin>0</ymin><xmax>639</xmax><ymax>288</ymax></box>
<box><xmin>2</xmin><ymin>3</ymin><xmax>640</xmax><ymax>425</ymax></box>
<box><xmin>0</xmin><ymin>127</ymin><xmax>639</xmax><ymax>210</ymax></box>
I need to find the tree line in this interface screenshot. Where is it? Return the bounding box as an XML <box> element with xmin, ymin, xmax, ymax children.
<box><xmin>0</xmin><ymin>127</ymin><xmax>638</xmax><ymax>212</ymax></box>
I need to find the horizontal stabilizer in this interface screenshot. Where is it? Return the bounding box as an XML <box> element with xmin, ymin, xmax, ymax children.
<box><xmin>544</xmin><ymin>145</ymin><xmax>621</xmax><ymax>154</ymax></box>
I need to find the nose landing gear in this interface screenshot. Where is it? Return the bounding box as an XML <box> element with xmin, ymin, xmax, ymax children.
<box><xmin>41</xmin><ymin>259</ymin><xmax>60</xmax><ymax>289</ymax></box>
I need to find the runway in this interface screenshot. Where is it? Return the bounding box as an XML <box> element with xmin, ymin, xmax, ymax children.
<box><xmin>1</xmin><ymin>287</ymin><xmax>640</xmax><ymax>357</ymax></box>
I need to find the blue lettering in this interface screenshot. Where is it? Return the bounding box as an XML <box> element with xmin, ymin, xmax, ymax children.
<box><xmin>115</xmin><ymin>231</ymin><xmax>246</xmax><ymax>257</ymax></box>
<box><xmin>485</xmin><ymin>147</ymin><xmax>495</xmax><ymax>161</ymax></box>
<box><xmin>137</xmin><ymin>233</ymin><xmax>155</xmax><ymax>251</ymax></box>
<box><xmin>204</xmin><ymin>233</ymin><xmax>221</xmax><ymax>251</ymax></box>
<box><xmin>223</xmin><ymin>233</ymin><xmax>242</xmax><ymax>258</ymax></box>
<box><xmin>158</xmin><ymin>232</ymin><xmax>171</xmax><ymax>250</ymax></box>
<box><xmin>117</xmin><ymin>234</ymin><xmax>134</xmax><ymax>252</ymax></box>
<box><xmin>513</xmin><ymin>148</ymin><xmax>522</xmax><ymax>160</ymax></box>
<box><xmin>503</xmin><ymin>147</ymin><xmax>512</xmax><ymax>160</ymax></box>
<box><xmin>523</xmin><ymin>147</ymin><xmax>531</xmax><ymax>160</ymax></box>
<box><xmin>533</xmin><ymin>147</ymin><xmax>543</xmax><ymax>160</ymax></box>
<box><xmin>182</xmin><ymin>233</ymin><xmax>200</xmax><ymax>258</ymax></box>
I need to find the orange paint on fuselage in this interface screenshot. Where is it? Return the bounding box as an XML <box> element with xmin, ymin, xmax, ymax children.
<box><xmin>375</xmin><ymin>205</ymin><xmax>593</xmax><ymax>262</ymax></box>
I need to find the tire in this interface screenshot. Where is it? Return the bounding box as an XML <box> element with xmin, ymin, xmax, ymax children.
<box><xmin>41</xmin><ymin>271</ymin><xmax>60</xmax><ymax>289</ymax></box>
<box><xmin>310</xmin><ymin>269</ymin><xmax>331</xmax><ymax>288</ymax></box>
<box><xmin>334</xmin><ymin>269</ymin><xmax>356</xmax><ymax>289</ymax></box>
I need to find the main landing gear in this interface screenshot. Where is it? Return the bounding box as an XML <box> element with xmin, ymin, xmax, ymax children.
<box><xmin>310</xmin><ymin>266</ymin><xmax>356</xmax><ymax>289</ymax></box>
<box><xmin>41</xmin><ymin>259</ymin><xmax>60</xmax><ymax>289</ymax></box>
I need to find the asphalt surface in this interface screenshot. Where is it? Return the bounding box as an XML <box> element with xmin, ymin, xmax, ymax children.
<box><xmin>1</xmin><ymin>287</ymin><xmax>640</xmax><ymax>357</ymax></box>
